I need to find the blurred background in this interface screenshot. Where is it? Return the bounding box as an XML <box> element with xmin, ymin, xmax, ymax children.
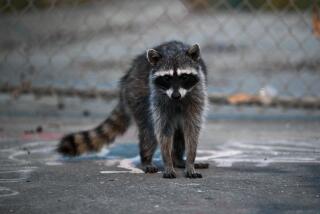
<box><xmin>1</xmin><ymin>0</ymin><xmax>320</xmax><ymax>120</ymax></box>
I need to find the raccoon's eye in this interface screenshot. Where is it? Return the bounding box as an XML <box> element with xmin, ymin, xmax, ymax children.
<box><xmin>154</xmin><ymin>76</ymin><xmax>171</xmax><ymax>90</ymax></box>
<box><xmin>180</xmin><ymin>74</ymin><xmax>191</xmax><ymax>81</ymax></box>
<box><xmin>181</xmin><ymin>74</ymin><xmax>199</xmax><ymax>89</ymax></box>
<box><xmin>162</xmin><ymin>75</ymin><xmax>171</xmax><ymax>81</ymax></box>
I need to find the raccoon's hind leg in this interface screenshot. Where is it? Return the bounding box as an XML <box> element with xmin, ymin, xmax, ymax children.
<box><xmin>173</xmin><ymin>129</ymin><xmax>209</xmax><ymax>169</ymax></box>
<box><xmin>172</xmin><ymin>128</ymin><xmax>186</xmax><ymax>168</ymax></box>
<box><xmin>138</xmin><ymin>128</ymin><xmax>158</xmax><ymax>173</ymax></box>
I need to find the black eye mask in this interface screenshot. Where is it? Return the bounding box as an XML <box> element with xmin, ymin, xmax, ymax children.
<box><xmin>179</xmin><ymin>74</ymin><xmax>199</xmax><ymax>89</ymax></box>
<box><xmin>154</xmin><ymin>74</ymin><xmax>199</xmax><ymax>91</ymax></box>
<box><xmin>154</xmin><ymin>75</ymin><xmax>172</xmax><ymax>90</ymax></box>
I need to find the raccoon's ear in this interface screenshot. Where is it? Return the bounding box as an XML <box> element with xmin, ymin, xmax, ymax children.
<box><xmin>147</xmin><ymin>49</ymin><xmax>162</xmax><ymax>65</ymax></box>
<box><xmin>187</xmin><ymin>44</ymin><xmax>200</xmax><ymax>61</ymax></box>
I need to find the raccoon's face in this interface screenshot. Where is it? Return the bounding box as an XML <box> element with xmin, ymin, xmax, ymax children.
<box><xmin>153</xmin><ymin>70</ymin><xmax>199</xmax><ymax>100</ymax></box>
<box><xmin>147</xmin><ymin>44</ymin><xmax>202</xmax><ymax>100</ymax></box>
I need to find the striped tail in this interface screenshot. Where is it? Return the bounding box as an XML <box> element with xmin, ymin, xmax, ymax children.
<box><xmin>57</xmin><ymin>103</ymin><xmax>131</xmax><ymax>156</ymax></box>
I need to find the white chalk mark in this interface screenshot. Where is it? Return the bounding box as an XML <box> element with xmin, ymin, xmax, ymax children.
<box><xmin>45</xmin><ymin>161</ymin><xmax>63</xmax><ymax>166</ymax></box>
<box><xmin>207</xmin><ymin>140</ymin><xmax>320</xmax><ymax>167</ymax></box>
<box><xmin>99</xmin><ymin>138</ymin><xmax>320</xmax><ymax>173</ymax></box>
<box><xmin>100</xmin><ymin>171</ymin><xmax>137</xmax><ymax>174</ymax></box>
<box><xmin>195</xmin><ymin>150</ymin><xmax>241</xmax><ymax>162</ymax></box>
<box><xmin>171</xmin><ymin>182</ymin><xmax>200</xmax><ymax>186</ymax></box>
<box><xmin>118</xmin><ymin>158</ymin><xmax>144</xmax><ymax>173</ymax></box>
<box><xmin>2</xmin><ymin>139</ymin><xmax>320</xmax><ymax>179</ymax></box>
<box><xmin>100</xmin><ymin>156</ymin><xmax>144</xmax><ymax>174</ymax></box>
<box><xmin>0</xmin><ymin>186</ymin><xmax>19</xmax><ymax>197</ymax></box>
<box><xmin>2</xmin><ymin>141</ymin><xmax>58</xmax><ymax>165</ymax></box>
<box><xmin>0</xmin><ymin>168</ymin><xmax>35</xmax><ymax>183</ymax></box>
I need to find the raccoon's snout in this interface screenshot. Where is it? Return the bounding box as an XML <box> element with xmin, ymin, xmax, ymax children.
<box><xmin>166</xmin><ymin>88</ymin><xmax>186</xmax><ymax>100</ymax></box>
<box><xmin>171</xmin><ymin>91</ymin><xmax>181</xmax><ymax>100</ymax></box>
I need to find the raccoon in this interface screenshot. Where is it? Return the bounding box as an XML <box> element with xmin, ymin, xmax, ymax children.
<box><xmin>58</xmin><ymin>41</ymin><xmax>209</xmax><ymax>178</ymax></box>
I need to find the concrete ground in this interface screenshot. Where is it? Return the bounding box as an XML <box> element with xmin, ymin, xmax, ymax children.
<box><xmin>0</xmin><ymin>95</ymin><xmax>319</xmax><ymax>214</ymax></box>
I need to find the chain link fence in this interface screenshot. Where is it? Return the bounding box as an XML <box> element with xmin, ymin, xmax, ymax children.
<box><xmin>1</xmin><ymin>0</ymin><xmax>320</xmax><ymax>115</ymax></box>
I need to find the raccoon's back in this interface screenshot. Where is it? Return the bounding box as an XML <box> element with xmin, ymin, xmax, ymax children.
<box><xmin>120</xmin><ymin>54</ymin><xmax>151</xmax><ymax>101</ymax></box>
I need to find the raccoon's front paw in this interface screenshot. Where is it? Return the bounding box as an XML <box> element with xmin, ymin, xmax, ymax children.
<box><xmin>185</xmin><ymin>169</ymin><xmax>202</xmax><ymax>179</ymax></box>
<box><xmin>163</xmin><ymin>168</ymin><xmax>177</xmax><ymax>179</ymax></box>
<box><xmin>174</xmin><ymin>161</ymin><xmax>210</xmax><ymax>169</ymax></box>
<box><xmin>143</xmin><ymin>164</ymin><xmax>159</xmax><ymax>173</ymax></box>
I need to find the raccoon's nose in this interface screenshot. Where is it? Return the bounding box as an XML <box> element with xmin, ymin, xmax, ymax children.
<box><xmin>171</xmin><ymin>91</ymin><xmax>181</xmax><ymax>100</ymax></box>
